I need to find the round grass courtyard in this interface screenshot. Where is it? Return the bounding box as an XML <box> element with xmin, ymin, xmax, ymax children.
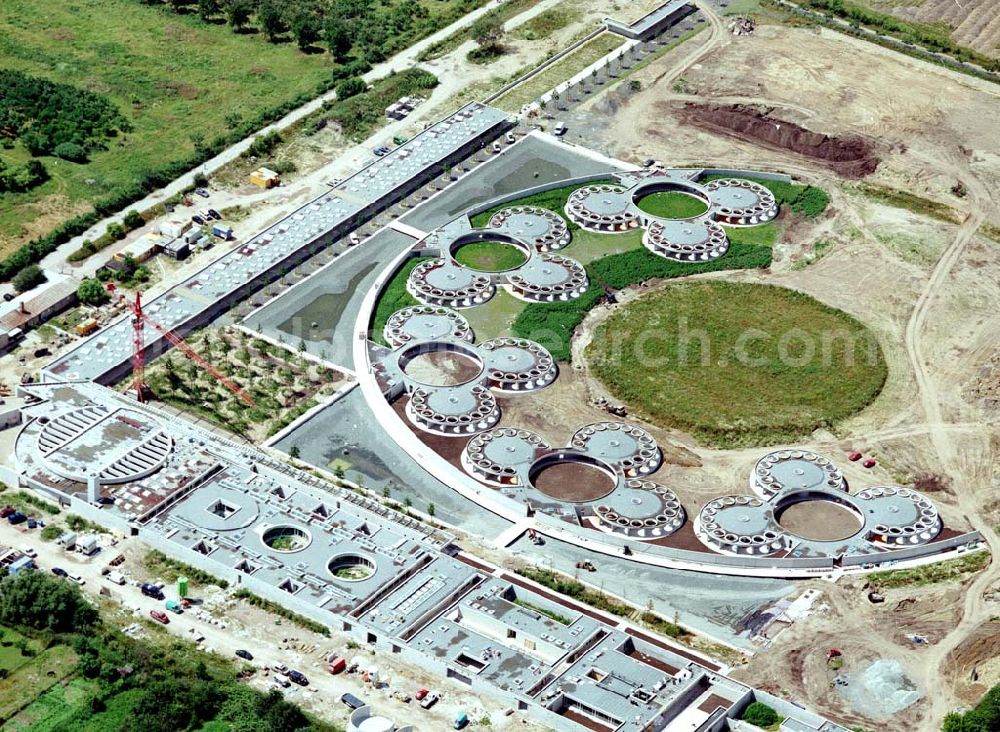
<box><xmin>585</xmin><ymin>282</ymin><xmax>887</xmax><ymax>447</ymax></box>
<box><xmin>453</xmin><ymin>241</ymin><xmax>528</xmax><ymax>272</ymax></box>
<box><xmin>635</xmin><ymin>191</ymin><xmax>710</xmax><ymax>219</ymax></box>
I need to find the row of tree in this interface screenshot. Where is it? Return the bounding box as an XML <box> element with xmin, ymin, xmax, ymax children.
<box><xmin>0</xmin><ymin>70</ymin><xmax>130</xmax><ymax>157</ymax></box>
<box><xmin>138</xmin><ymin>0</ymin><xmax>432</xmax><ymax>62</ymax></box>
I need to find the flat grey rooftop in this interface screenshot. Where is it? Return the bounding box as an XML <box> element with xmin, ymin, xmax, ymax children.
<box><xmin>46</xmin><ymin>102</ymin><xmax>508</xmax><ymax>383</ymax></box>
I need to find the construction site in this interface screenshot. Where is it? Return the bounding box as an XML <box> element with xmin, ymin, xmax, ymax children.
<box><xmin>0</xmin><ymin>0</ymin><xmax>998</xmax><ymax>731</ymax></box>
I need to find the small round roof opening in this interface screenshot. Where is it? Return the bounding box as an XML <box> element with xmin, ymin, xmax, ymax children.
<box><xmin>261</xmin><ymin>525</ymin><xmax>312</xmax><ymax>553</ymax></box>
<box><xmin>328</xmin><ymin>553</ymin><xmax>377</xmax><ymax>582</ymax></box>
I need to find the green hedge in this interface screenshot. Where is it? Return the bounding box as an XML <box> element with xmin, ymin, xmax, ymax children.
<box><xmin>512</xmin><ymin>237</ymin><xmax>774</xmax><ymax>361</ymax></box>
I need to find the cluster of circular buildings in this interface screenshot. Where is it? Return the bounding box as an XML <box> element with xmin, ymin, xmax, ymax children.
<box><xmin>694</xmin><ymin>450</ymin><xmax>943</xmax><ymax>556</ymax></box>
<box><xmin>403</xmin><ymin>172</ymin><xmax>777</xmax><ymax>310</ymax></box>
<box><xmin>361</xmin><ymin>169</ymin><xmax>956</xmax><ymax>572</ymax></box>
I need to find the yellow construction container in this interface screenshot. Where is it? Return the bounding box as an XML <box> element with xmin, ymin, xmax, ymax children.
<box><xmin>75</xmin><ymin>318</ymin><xmax>99</xmax><ymax>336</ymax></box>
<box><xmin>250</xmin><ymin>167</ymin><xmax>280</xmax><ymax>189</ymax></box>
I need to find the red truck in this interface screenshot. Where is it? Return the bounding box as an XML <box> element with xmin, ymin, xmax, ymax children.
<box><xmin>149</xmin><ymin>610</ymin><xmax>170</xmax><ymax>625</ymax></box>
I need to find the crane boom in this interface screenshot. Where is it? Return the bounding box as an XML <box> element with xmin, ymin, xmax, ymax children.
<box><xmin>122</xmin><ymin>290</ymin><xmax>254</xmax><ymax>407</ymax></box>
<box><xmin>141</xmin><ymin>316</ymin><xmax>255</xmax><ymax>406</ymax></box>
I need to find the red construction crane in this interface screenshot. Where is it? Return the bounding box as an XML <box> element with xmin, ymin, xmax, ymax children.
<box><xmin>123</xmin><ymin>290</ymin><xmax>254</xmax><ymax>407</ymax></box>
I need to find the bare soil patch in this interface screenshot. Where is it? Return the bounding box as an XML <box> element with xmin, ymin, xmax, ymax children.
<box><xmin>675</xmin><ymin>103</ymin><xmax>880</xmax><ymax>178</ymax></box>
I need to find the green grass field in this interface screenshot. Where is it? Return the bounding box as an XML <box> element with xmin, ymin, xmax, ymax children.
<box><xmin>586</xmin><ymin>282</ymin><xmax>887</xmax><ymax>447</ymax></box>
<box><xmin>453</xmin><ymin>241</ymin><xmax>528</xmax><ymax>271</ymax></box>
<box><xmin>0</xmin><ymin>0</ymin><xmax>482</xmax><ymax>260</ymax></box>
<box><xmin>370</xmin><ymin>256</ymin><xmax>430</xmax><ymax>346</ymax></box>
<box><xmin>0</xmin><ymin>644</ymin><xmax>78</xmax><ymax>722</ymax></box>
<box><xmin>0</xmin><ymin>0</ymin><xmax>334</xmax><ymax>256</ymax></box>
<box><xmin>635</xmin><ymin>191</ymin><xmax>709</xmax><ymax>219</ymax></box>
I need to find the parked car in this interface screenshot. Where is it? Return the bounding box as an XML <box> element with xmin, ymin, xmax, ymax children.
<box><xmin>272</xmin><ymin>662</ymin><xmax>289</xmax><ymax>675</ymax></box>
<box><xmin>235</xmin><ymin>649</ymin><xmax>254</xmax><ymax>661</ymax></box>
<box><xmin>341</xmin><ymin>693</ymin><xmax>365</xmax><ymax>710</ymax></box>
<box><xmin>8</xmin><ymin>512</ymin><xmax>27</xmax><ymax>525</ymax></box>
<box><xmin>97</xmin><ymin>496</ymin><xmax>115</xmax><ymax>505</ymax></box>
<box><xmin>194</xmin><ymin>188</ymin><xmax>210</xmax><ymax>198</ymax></box>
<box><xmin>392</xmin><ymin>690</ymin><xmax>411</xmax><ymax>703</ymax></box>
<box><xmin>392</xmin><ymin>135</ymin><xmax>408</xmax><ymax>145</ymax></box>
<box><xmin>642</xmin><ymin>159</ymin><xmax>655</xmax><ymax>167</ymax></box>
<box><xmin>348</xmin><ymin>232</ymin><xmax>360</xmax><ymax>246</ymax></box>
<box><xmin>2</xmin><ymin>293</ymin><xmax>13</xmax><ymax>302</ymax></box>
<box><xmin>26</xmin><ymin>519</ymin><xmax>37</xmax><ymax>529</ymax></box>
<box><xmin>140</xmin><ymin>583</ymin><xmax>164</xmax><ymax>599</ymax></box>
<box><xmin>491</xmin><ymin>141</ymin><xmax>501</xmax><ymax>153</ymax></box>
<box><xmin>51</xmin><ymin>567</ymin><xmax>68</xmax><ymax>577</ymax></box>
<box><xmin>373</xmin><ymin>146</ymin><xmax>389</xmax><ymax>157</ymax></box>
<box><xmin>0</xmin><ymin>507</ymin><xmax>14</xmax><ymax>518</ymax></box>
<box><xmin>288</xmin><ymin>670</ymin><xmax>308</xmax><ymax>686</ymax></box>
<box><xmin>420</xmin><ymin>692</ymin><xmax>439</xmax><ymax>709</ymax></box>
<box><xmin>505</xmin><ymin>132</ymin><xmax>515</xmax><ymax>144</ymax></box>
<box><xmin>67</xmin><ymin>573</ymin><xmax>85</xmax><ymax>586</ymax></box>
<box><xmin>19</xmin><ymin>545</ymin><xmax>37</xmax><ymax>558</ymax></box>
<box><xmin>273</xmin><ymin>673</ymin><xmax>291</xmax><ymax>688</ymax></box>
<box><xmin>208</xmin><ymin>208</ymin><xmax>221</xmax><ymax>219</ymax></box>
<box><xmin>415</xmin><ymin>689</ymin><xmax>429</xmax><ymax>701</ymax></box>
<box><xmin>165</xmin><ymin>600</ymin><xmax>183</xmax><ymax>614</ymax></box>
<box><xmin>150</xmin><ymin>610</ymin><xmax>169</xmax><ymax>624</ymax></box>
<box><xmin>454</xmin><ymin>712</ymin><xmax>469</xmax><ymax>729</ymax></box>
<box><xmin>192</xmin><ymin>215</ymin><xmax>206</xmax><ymax>225</ymax></box>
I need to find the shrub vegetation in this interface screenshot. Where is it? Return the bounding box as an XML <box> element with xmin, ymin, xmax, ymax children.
<box><xmin>742</xmin><ymin>701</ymin><xmax>780</xmax><ymax>728</ymax></box>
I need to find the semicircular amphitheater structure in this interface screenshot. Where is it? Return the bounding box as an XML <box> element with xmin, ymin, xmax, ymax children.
<box><xmin>357</xmin><ymin>165</ymin><xmax>975</xmax><ymax>578</ymax></box>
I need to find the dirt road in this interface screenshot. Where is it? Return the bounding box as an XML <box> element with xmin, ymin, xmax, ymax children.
<box><xmin>0</xmin><ymin>517</ymin><xmax>536</xmax><ymax>731</ymax></box>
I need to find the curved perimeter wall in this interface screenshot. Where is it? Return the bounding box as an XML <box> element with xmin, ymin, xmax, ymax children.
<box><xmin>355</xmin><ymin>170</ymin><xmax>984</xmax><ymax>578</ymax></box>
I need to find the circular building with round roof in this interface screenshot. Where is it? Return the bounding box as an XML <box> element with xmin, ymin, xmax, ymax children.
<box><xmin>593</xmin><ymin>479</ymin><xmax>685</xmax><ymax>540</ymax></box>
<box><xmin>383</xmin><ymin>305</ymin><xmax>473</xmax><ymax>348</ymax></box>
<box><xmin>407</xmin><ymin>259</ymin><xmax>495</xmax><ymax>308</ymax></box>
<box><xmin>570</xmin><ymin>422</ymin><xmax>661</xmax><ymax>477</ymax></box>
<box><xmin>750</xmin><ymin>450</ymin><xmax>847</xmax><ymax>500</ymax></box>
<box><xmin>506</xmin><ymin>254</ymin><xmax>588</xmax><ymax>303</ymax></box>
<box><xmin>406</xmin><ymin>385</ymin><xmax>500</xmax><ymax>436</ymax></box>
<box><xmin>461</xmin><ymin>428</ymin><xmax>550</xmax><ymax>486</ymax></box>
<box><xmin>480</xmin><ymin>337</ymin><xmax>557</xmax><ymax>392</ymax></box>
<box><xmin>488</xmin><ymin>206</ymin><xmax>571</xmax><ymax>252</ymax></box>
<box><xmin>565</xmin><ymin>184</ymin><xmax>640</xmax><ymax>232</ymax></box>
<box><xmin>704</xmin><ymin>178</ymin><xmax>778</xmax><ymax>226</ymax></box>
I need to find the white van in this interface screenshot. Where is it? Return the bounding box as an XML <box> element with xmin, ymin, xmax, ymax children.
<box><xmin>273</xmin><ymin>673</ymin><xmax>291</xmax><ymax>688</ymax></box>
<box><xmin>553</xmin><ymin>121</ymin><xmax>567</xmax><ymax>136</ymax></box>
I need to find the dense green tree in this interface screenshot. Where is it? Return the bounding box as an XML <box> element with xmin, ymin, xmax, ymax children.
<box><xmin>225</xmin><ymin>0</ymin><xmax>252</xmax><ymax>30</ymax></box>
<box><xmin>255</xmin><ymin>0</ymin><xmax>286</xmax><ymax>42</ymax></box>
<box><xmin>335</xmin><ymin>76</ymin><xmax>366</xmax><ymax>99</ymax></box>
<box><xmin>53</xmin><ymin>142</ymin><xmax>88</xmax><ymax>162</ymax></box>
<box><xmin>0</xmin><ymin>157</ymin><xmax>47</xmax><ymax>193</ymax></box>
<box><xmin>471</xmin><ymin>14</ymin><xmax>504</xmax><ymax>50</ymax></box>
<box><xmin>78</xmin><ymin>277</ymin><xmax>110</xmax><ymax>306</ymax></box>
<box><xmin>197</xmin><ymin>0</ymin><xmax>220</xmax><ymax>20</ymax></box>
<box><xmin>0</xmin><ymin>70</ymin><xmax>129</xmax><ymax>156</ymax></box>
<box><xmin>742</xmin><ymin>701</ymin><xmax>780</xmax><ymax>728</ymax></box>
<box><xmin>323</xmin><ymin>17</ymin><xmax>352</xmax><ymax>60</ymax></box>
<box><xmin>12</xmin><ymin>264</ymin><xmax>46</xmax><ymax>293</ymax></box>
<box><xmin>0</xmin><ymin>570</ymin><xmax>97</xmax><ymax>632</ymax></box>
<box><xmin>289</xmin><ymin>7</ymin><xmax>322</xmax><ymax>50</ymax></box>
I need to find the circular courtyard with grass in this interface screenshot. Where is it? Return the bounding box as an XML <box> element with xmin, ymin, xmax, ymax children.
<box><xmin>453</xmin><ymin>240</ymin><xmax>529</xmax><ymax>272</ymax></box>
<box><xmin>586</xmin><ymin>282</ymin><xmax>887</xmax><ymax>447</ymax></box>
<box><xmin>635</xmin><ymin>191</ymin><xmax>710</xmax><ymax>219</ymax></box>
